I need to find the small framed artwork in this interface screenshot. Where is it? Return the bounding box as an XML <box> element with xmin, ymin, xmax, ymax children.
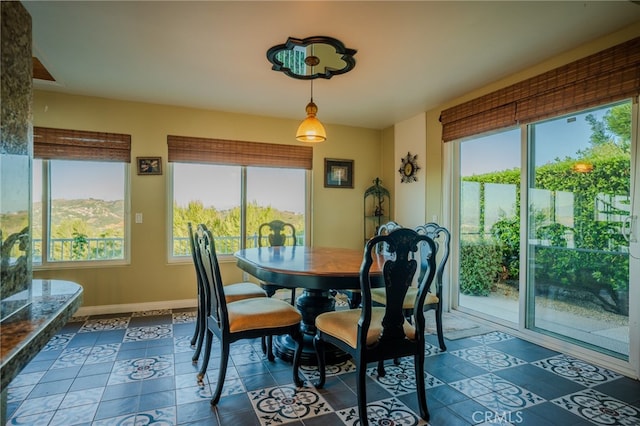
<box><xmin>137</xmin><ymin>157</ymin><xmax>162</xmax><ymax>175</ymax></box>
<box><xmin>324</xmin><ymin>158</ymin><xmax>354</xmax><ymax>188</ymax></box>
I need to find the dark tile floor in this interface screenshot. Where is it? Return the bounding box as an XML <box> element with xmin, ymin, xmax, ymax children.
<box><xmin>4</xmin><ymin>308</ymin><xmax>640</xmax><ymax>425</ymax></box>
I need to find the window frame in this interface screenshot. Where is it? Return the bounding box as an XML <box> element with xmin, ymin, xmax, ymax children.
<box><xmin>33</xmin><ymin>158</ymin><xmax>131</xmax><ymax>269</ymax></box>
<box><xmin>167</xmin><ymin>163</ymin><xmax>311</xmax><ymax>263</ymax></box>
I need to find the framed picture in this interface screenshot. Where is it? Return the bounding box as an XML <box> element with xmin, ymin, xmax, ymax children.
<box><xmin>137</xmin><ymin>157</ymin><xmax>162</xmax><ymax>175</ymax></box>
<box><xmin>324</xmin><ymin>158</ymin><xmax>354</xmax><ymax>188</ymax></box>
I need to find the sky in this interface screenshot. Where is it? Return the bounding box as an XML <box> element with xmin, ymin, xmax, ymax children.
<box><xmin>461</xmin><ymin>107</ymin><xmax>608</xmax><ymax>176</ymax></box>
<box><xmin>172</xmin><ymin>164</ymin><xmax>306</xmax><ymax>212</ymax></box>
<box><xmin>26</xmin><ymin>161</ymin><xmax>306</xmax><ymax>214</ymax></box>
<box><xmin>29</xmin><ymin>160</ymin><xmax>125</xmax><ymax>205</ymax></box>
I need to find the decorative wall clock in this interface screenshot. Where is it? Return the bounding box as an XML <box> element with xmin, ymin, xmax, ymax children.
<box><xmin>399</xmin><ymin>152</ymin><xmax>420</xmax><ymax>183</ymax></box>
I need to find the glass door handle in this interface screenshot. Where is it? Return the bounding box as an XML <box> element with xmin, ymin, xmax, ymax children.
<box><xmin>622</xmin><ymin>215</ymin><xmax>637</xmax><ymax>243</ymax></box>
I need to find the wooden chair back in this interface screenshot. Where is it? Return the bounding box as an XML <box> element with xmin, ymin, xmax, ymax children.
<box><xmin>195</xmin><ymin>224</ymin><xmax>229</xmax><ymax>333</ymax></box>
<box><xmin>258</xmin><ymin>219</ymin><xmax>297</xmax><ymax>247</ymax></box>
<box><xmin>361</xmin><ymin>227</ymin><xmax>437</xmax><ymax>348</ymax></box>
<box><xmin>415</xmin><ymin>222</ymin><xmax>451</xmax><ymax>298</ymax></box>
<box><xmin>375</xmin><ymin>220</ymin><xmax>402</xmax><ymax>254</ymax></box>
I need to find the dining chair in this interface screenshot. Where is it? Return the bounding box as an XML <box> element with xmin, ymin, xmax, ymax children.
<box><xmin>414</xmin><ymin>222</ymin><xmax>450</xmax><ymax>351</ymax></box>
<box><xmin>187</xmin><ymin>222</ymin><xmax>267</xmax><ymax>363</ymax></box>
<box><xmin>194</xmin><ymin>224</ymin><xmax>303</xmax><ymax>404</ymax></box>
<box><xmin>258</xmin><ymin>220</ymin><xmax>298</xmax><ymax>356</ymax></box>
<box><xmin>376</xmin><ymin>220</ymin><xmax>402</xmax><ymax>253</ymax></box>
<box><xmin>335</xmin><ymin>220</ymin><xmax>404</xmax><ymax>310</ymax></box>
<box><xmin>313</xmin><ymin>227</ymin><xmax>436</xmax><ymax>425</ymax></box>
<box><xmin>344</xmin><ymin>220</ymin><xmax>400</xmax><ymax>313</ymax></box>
<box><xmin>372</xmin><ymin>223</ymin><xmax>450</xmax><ymax>376</ymax></box>
<box><xmin>258</xmin><ymin>219</ymin><xmax>298</xmax><ymax>302</ymax></box>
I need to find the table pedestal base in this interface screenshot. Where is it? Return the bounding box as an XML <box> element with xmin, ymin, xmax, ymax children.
<box><xmin>273</xmin><ymin>288</ymin><xmax>350</xmax><ymax>365</ymax></box>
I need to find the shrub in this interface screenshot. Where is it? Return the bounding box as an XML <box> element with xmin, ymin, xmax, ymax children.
<box><xmin>490</xmin><ymin>216</ymin><xmax>520</xmax><ymax>280</ymax></box>
<box><xmin>533</xmin><ymin>246</ymin><xmax>629</xmax><ymax>314</ymax></box>
<box><xmin>460</xmin><ymin>241</ymin><xmax>502</xmax><ymax>296</ymax></box>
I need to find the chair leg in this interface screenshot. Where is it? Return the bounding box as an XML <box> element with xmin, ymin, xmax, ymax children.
<box><xmin>377</xmin><ymin>360</ymin><xmax>386</xmax><ymax>377</ymax></box>
<box><xmin>211</xmin><ymin>340</ymin><xmax>230</xmax><ymax>405</ymax></box>
<box><xmin>264</xmin><ymin>335</ymin><xmax>274</xmax><ymax>361</ymax></box>
<box><xmin>192</xmin><ymin>304</ymin><xmax>207</xmax><ymax>362</ymax></box>
<box><xmin>291</xmin><ymin>328</ymin><xmax>304</xmax><ymax>387</ymax></box>
<box><xmin>313</xmin><ymin>334</ymin><xmax>326</xmax><ymax>388</ymax></box>
<box><xmin>191</xmin><ymin>288</ymin><xmax>206</xmax><ymax>347</ymax></box>
<box><xmin>356</xmin><ymin>358</ymin><xmax>369</xmax><ymax>426</ymax></box>
<box><xmin>349</xmin><ymin>291</ymin><xmax>361</xmax><ymax>309</ymax></box>
<box><xmin>192</xmin><ymin>324</ymin><xmax>205</xmax><ymax>363</ymax></box>
<box><xmin>435</xmin><ymin>308</ymin><xmax>447</xmax><ymax>351</ymax></box>
<box><xmin>414</xmin><ymin>350</ymin><xmax>429</xmax><ymax>421</ymax></box>
<box><xmin>190</xmin><ymin>305</ymin><xmax>200</xmax><ymax>347</ymax></box>
<box><xmin>196</xmin><ymin>328</ymin><xmax>213</xmax><ymax>386</ymax></box>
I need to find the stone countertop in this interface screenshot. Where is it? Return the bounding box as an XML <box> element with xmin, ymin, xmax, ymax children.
<box><xmin>1</xmin><ymin>279</ymin><xmax>83</xmax><ymax>392</ymax></box>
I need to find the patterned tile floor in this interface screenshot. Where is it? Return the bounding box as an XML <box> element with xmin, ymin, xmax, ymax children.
<box><xmin>5</xmin><ymin>308</ymin><xmax>640</xmax><ymax>425</ymax></box>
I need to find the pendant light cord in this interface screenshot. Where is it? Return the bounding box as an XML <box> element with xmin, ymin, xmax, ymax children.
<box><xmin>310</xmin><ymin>44</ymin><xmax>315</xmax><ymax>102</ymax></box>
<box><xmin>310</xmin><ymin>78</ymin><xmax>314</xmax><ymax>103</ymax></box>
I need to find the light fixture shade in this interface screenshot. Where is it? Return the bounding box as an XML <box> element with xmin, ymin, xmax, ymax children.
<box><xmin>296</xmin><ymin>101</ymin><xmax>326</xmax><ymax>142</ymax></box>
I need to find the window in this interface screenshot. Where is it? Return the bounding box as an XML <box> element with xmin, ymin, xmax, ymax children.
<box><xmin>167</xmin><ymin>135</ymin><xmax>312</xmax><ymax>259</ymax></box>
<box><xmin>32</xmin><ymin>127</ymin><xmax>131</xmax><ymax>265</ymax></box>
<box><xmin>171</xmin><ymin>164</ymin><xmax>307</xmax><ymax>257</ymax></box>
<box><xmin>245</xmin><ymin>167</ymin><xmax>306</xmax><ymax>248</ymax></box>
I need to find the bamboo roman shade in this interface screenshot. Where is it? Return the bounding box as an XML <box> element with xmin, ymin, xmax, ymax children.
<box><xmin>167</xmin><ymin>135</ymin><xmax>313</xmax><ymax>169</ymax></box>
<box><xmin>440</xmin><ymin>36</ymin><xmax>640</xmax><ymax>142</ymax></box>
<box><xmin>33</xmin><ymin>127</ymin><xmax>131</xmax><ymax>162</ymax></box>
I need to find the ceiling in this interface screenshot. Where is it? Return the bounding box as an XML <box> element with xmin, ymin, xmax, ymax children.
<box><xmin>24</xmin><ymin>1</ymin><xmax>640</xmax><ymax>130</ymax></box>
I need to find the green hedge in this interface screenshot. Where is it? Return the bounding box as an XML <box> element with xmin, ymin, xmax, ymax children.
<box><xmin>533</xmin><ymin>246</ymin><xmax>629</xmax><ymax>314</ymax></box>
<box><xmin>460</xmin><ymin>241</ymin><xmax>502</xmax><ymax>296</ymax></box>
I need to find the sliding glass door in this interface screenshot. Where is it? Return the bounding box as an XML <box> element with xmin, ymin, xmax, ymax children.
<box><xmin>526</xmin><ymin>101</ymin><xmax>633</xmax><ymax>358</ymax></box>
<box><xmin>455</xmin><ymin>99</ymin><xmax>638</xmax><ymax>370</ymax></box>
<box><xmin>457</xmin><ymin>128</ymin><xmax>521</xmax><ymax>325</ymax></box>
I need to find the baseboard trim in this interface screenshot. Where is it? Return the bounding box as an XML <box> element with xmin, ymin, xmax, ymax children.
<box><xmin>75</xmin><ymin>299</ymin><xmax>197</xmax><ymax>317</ymax></box>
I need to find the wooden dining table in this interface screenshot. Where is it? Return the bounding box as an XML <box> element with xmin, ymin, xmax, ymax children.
<box><xmin>234</xmin><ymin>246</ymin><xmax>384</xmax><ymax>365</ymax></box>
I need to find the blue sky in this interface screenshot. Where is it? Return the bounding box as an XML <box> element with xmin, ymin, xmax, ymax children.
<box><xmin>172</xmin><ymin>164</ymin><xmax>305</xmax><ymax>212</ymax></box>
<box><xmin>461</xmin><ymin>107</ymin><xmax>607</xmax><ymax>176</ymax></box>
<box><xmin>27</xmin><ymin>161</ymin><xmax>306</xmax><ymax>214</ymax></box>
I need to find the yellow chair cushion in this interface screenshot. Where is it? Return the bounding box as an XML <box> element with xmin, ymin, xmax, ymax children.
<box><xmin>227</xmin><ymin>298</ymin><xmax>301</xmax><ymax>333</ymax></box>
<box><xmin>370</xmin><ymin>287</ymin><xmax>439</xmax><ymax>310</ymax></box>
<box><xmin>224</xmin><ymin>282</ymin><xmax>267</xmax><ymax>303</ymax></box>
<box><xmin>315</xmin><ymin>307</ymin><xmax>416</xmax><ymax>349</ymax></box>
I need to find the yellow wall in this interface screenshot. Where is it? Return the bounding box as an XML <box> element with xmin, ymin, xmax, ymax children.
<box><xmin>32</xmin><ymin>92</ymin><xmax>381</xmax><ymax>310</ymax></box>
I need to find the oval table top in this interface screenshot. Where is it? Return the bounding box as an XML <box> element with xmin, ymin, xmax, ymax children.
<box><xmin>234</xmin><ymin>246</ymin><xmax>384</xmax><ymax>291</ymax></box>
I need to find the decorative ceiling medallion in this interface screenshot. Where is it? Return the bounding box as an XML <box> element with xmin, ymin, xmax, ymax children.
<box><xmin>399</xmin><ymin>152</ymin><xmax>420</xmax><ymax>183</ymax></box>
<box><xmin>266</xmin><ymin>36</ymin><xmax>357</xmax><ymax>80</ymax></box>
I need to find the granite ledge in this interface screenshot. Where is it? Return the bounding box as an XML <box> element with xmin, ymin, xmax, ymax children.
<box><xmin>1</xmin><ymin>279</ymin><xmax>83</xmax><ymax>391</ymax></box>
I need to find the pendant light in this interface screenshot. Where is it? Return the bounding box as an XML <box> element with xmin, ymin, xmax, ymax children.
<box><xmin>296</xmin><ymin>78</ymin><xmax>326</xmax><ymax>143</ymax></box>
<box><xmin>266</xmin><ymin>36</ymin><xmax>357</xmax><ymax>143</ymax></box>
